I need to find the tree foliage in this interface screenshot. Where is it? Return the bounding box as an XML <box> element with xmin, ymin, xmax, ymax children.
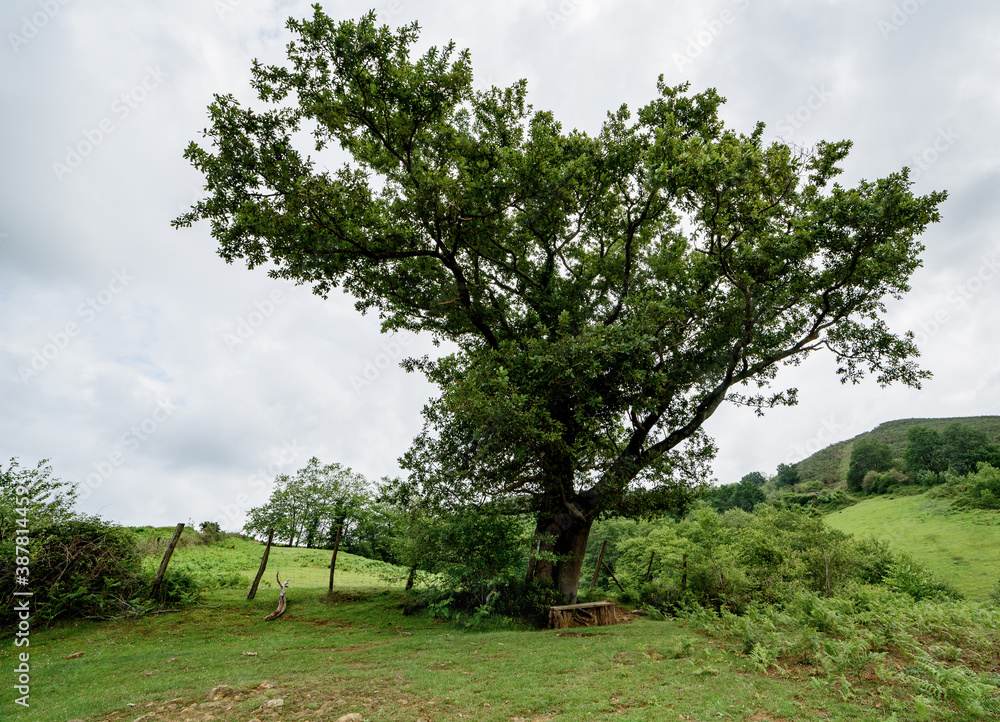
<box><xmin>774</xmin><ymin>463</ymin><xmax>801</xmax><ymax>487</ymax></box>
<box><xmin>243</xmin><ymin>457</ymin><xmax>371</xmax><ymax>547</ymax></box>
<box><xmin>846</xmin><ymin>438</ymin><xmax>894</xmax><ymax>492</ymax></box>
<box><xmin>0</xmin><ymin>457</ymin><xmax>77</xmax><ymax>543</ymax></box>
<box><xmin>707</xmin><ymin>478</ymin><xmax>766</xmax><ymax>513</ymax></box>
<box><xmin>175</xmin><ymin>7</ymin><xmax>945</xmax><ymax>600</ymax></box>
<box><xmin>741</xmin><ymin>471</ymin><xmax>768</xmax><ymax>487</ymax></box>
<box><xmin>904</xmin><ymin>424</ymin><xmax>946</xmax><ymax>475</ymax></box>
<box><xmin>1</xmin><ymin>459</ymin><xmax>178</xmax><ymax>626</ymax></box>
<box><xmin>941</xmin><ymin>422</ymin><xmax>992</xmax><ymax>476</ymax></box>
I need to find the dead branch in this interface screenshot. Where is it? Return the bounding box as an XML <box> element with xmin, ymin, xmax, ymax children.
<box><xmin>263</xmin><ymin>571</ymin><xmax>290</xmax><ymax>621</ymax></box>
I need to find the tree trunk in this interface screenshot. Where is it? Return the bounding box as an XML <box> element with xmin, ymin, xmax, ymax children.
<box><xmin>528</xmin><ymin>501</ymin><xmax>594</xmax><ymax>603</ymax></box>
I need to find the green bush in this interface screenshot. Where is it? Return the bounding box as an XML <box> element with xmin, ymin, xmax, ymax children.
<box><xmin>1</xmin><ymin>516</ymin><xmax>146</xmax><ymax>626</ymax></box>
<box><xmin>953</xmin><ymin>463</ymin><xmax>1000</xmax><ymax>509</ymax></box>
<box><xmin>395</xmin><ymin>503</ymin><xmax>529</xmax><ymax>610</ymax></box>
<box><xmin>883</xmin><ymin>553</ymin><xmax>962</xmax><ymax>602</ymax></box>
<box><xmin>490</xmin><ymin>578</ymin><xmax>564</xmax><ymax>627</ymax></box>
<box><xmin>143</xmin><ymin>568</ymin><xmax>202</xmax><ymax>605</ymax></box>
<box><xmin>590</xmin><ymin>505</ymin><xmax>961</xmax><ymax>617</ymax></box>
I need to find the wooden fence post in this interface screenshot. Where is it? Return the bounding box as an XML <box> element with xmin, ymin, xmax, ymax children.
<box><xmin>327</xmin><ymin>523</ymin><xmax>343</xmax><ymax>593</ymax></box>
<box><xmin>247</xmin><ymin>528</ymin><xmax>275</xmax><ymax>600</ymax></box>
<box><xmin>589</xmin><ymin>540</ymin><xmax>607</xmax><ymax>589</ymax></box>
<box><xmin>601</xmin><ymin>561</ymin><xmax>626</xmax><ymax>593</ymax></box>
<box><xmin>151</xmin><ymin>523</ymin><xmax>184</xmax><ymax>599</ymax></box>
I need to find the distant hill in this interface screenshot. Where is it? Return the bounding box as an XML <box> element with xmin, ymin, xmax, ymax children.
<box><xmin>794</xmin><ymin>415</ymin><xmax>1000</xmax><ymax>485</ymax></box>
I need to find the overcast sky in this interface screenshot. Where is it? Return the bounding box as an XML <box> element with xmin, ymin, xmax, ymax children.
<box><xmin>2</xmin><ymin>0</ymin><xmax>998</xmax><ymax>530</ymax></box>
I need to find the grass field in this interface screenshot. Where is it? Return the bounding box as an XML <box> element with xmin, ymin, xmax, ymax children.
<box><xmin>133</xmin><ymin>527</ymin><xmax>403</xmax><ymax>589</ymax></box>
<box><xmin>7</xmin><ymin>524</ymin><xmax>1000</xmax><ymax>720</ymax></box>
<box><xmin>11</xmin><ymin>586</ymin><xmax>896</xmax><ymax>722</ymax></box>
<box><xmin>825</xmin><ymin>492</ymin><xmax>1000</xmax><ymax>598</ymax></box>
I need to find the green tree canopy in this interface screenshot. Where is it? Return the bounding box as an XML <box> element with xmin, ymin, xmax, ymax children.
<box><xmin>175</xmin><ymin>8</ymin><xmax>945</xmax><ymax>601</ymax></box>
<box><xmin>941</xmin><ymin>422</ymin><xmax>991</xmax><ymax>476</ymax></box>
<box><xmin>244</xmin><ymin>457</ymin><xmax>371</xmax><ymax>547</ymax></box>
<box><xmin>904</xmin><ymin>425</ymin><xmax>946</xmax><ymax>474</ymax></box>
<box><xmin>707</xmin><ymin>477</ymin><xmax>766</xmax><ymax>513</ymax></box>
<box><xmin>0</xmin><ymin>458</ymin><xmax>78</xmax><ymax>542</ymax></box>
<box><xmin>740</xmin><ymin>471</ymin><xmax>768</xmax><ymax>487</ymax></box>
<box><xmin>775</xmin><ymin>463</ymin><xmax>801</xmax><ymax>487</ymax></box>
<box><xmin>847</xmin><ymin>438</ymin><xmax>894</xmax><ymax>492</ymax></box>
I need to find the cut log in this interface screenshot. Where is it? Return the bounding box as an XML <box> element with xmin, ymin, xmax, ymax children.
<box><xmin>264</xmin><ymin>572</ymin><xmax>289</xmax><ymax>621</ymax></box>
<box><xmin>548</xmin><ymin>601</ymin><xmax>618</xmax><ymax>629</ymax></box>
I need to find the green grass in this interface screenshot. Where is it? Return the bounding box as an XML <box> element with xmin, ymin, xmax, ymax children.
<box><xmin>825</xmin><ymin>492</ymin><xmax>1000</xmax><ymax>598</ymax></box>
<box><xmin>133</xmin><ymin>528</ymin><xmax>402</xmax><ymax>589</ymax></box>
<box><xmin>8</xmin><ymin>586</ymin><xmax>898</xmax><ymax>722</ymax></box>
<box><xmin>8</xmin><ymin>525</ymin><xmax>1000</xmax><ymax>720</ymax></box>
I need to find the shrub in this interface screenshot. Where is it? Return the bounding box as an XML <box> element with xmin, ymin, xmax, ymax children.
<box><xmin>885</xmin><ymin>553</ymin><xmax>962</xmax><ymax>602</ymax></box>
<box><xmin>862</xmin><ymin>467</ymin><xmax>906</xmax><ymax>495</ymax></box>
<box><xmin>0</xmin><ymin>516</ymin><xmax>146</xmax><ymax>626</ymax></box>
<box><xmin>143</xmin><ymin>567</ymin><xmax>201</xmax><ymax>605</ymax></box>
<box><xmin>490</xmin><ymin>578</ymin><xmax>564</xmax><ymax>627</ymax></box>
<box><xmin>953</xmin><ymin>463</ymin><xmax>1000</xmax><ymax>509</ymax></box>
<box><xmin>396</xmin><ymin>503</ymin><xmax>528</xmax><ymax>609</ymax></box>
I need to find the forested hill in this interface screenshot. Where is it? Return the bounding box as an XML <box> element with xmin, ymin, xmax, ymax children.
<box><xmin>794</xmin><ymin>415</ymin><xmax>1000</xmax><ymax>485</ymax></box>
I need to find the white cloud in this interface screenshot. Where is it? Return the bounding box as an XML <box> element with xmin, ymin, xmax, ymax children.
<box><xmin>2</xmin><ymin>0</ymin><xmax>998</xmax><ymax>525</ymax></box>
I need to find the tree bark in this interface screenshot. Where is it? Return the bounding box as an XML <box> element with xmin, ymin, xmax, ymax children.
<box><xmin>528</xmin><ymin>499</ymin><xmax>595</xmax><ymax>603</ymax></box>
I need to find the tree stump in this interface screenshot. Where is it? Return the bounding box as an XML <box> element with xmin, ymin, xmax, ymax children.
<box><xmin>548</xmin><ymin>601</ymin><xmax>618</xmax><ymax>629</ymax></box>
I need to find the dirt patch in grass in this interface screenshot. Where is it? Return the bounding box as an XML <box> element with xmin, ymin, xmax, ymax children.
<box><xmin>95</xmin><ymin>680</ymin><xmax>445</xmax><ymax>722</ymax></box>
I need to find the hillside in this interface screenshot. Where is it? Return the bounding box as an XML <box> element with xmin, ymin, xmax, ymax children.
<box><xmin>794</xmin><ymin>415</ymin><xmax>1000</xmax><ymax>484</ymax></box>
<box><xmin>825</xmin><ymin>492</ymin><xmax>1000</xmax><ymax>599</ymax></box>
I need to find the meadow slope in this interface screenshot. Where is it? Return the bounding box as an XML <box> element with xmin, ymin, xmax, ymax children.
<box><xmin>825</xmin><ymin>492</ymin><xmax>1000</xmax><ymax>598</ymax></box>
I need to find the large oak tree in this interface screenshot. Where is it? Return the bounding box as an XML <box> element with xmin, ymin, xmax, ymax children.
<box><xmin>175</xmin><ymin>8</ymin><xmax>945</xmax><ymax>601</ymax></box>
